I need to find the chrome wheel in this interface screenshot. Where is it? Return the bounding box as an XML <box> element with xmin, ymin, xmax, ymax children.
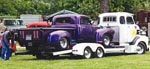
<box><xmin>60</xmin><ymin>38</ymin><xmax>68</xmax><ymax>49</ymax></box>
<box><xmin>96</xmin><ymin>47</ymin><xmax>104</xmax><ymax>58</ymax></box>
<box><xmin>84</xmin><ymin>47</ymin><xmax>92</xmax><ymax>59</ymax></box>
<box><xmin>103</xmin><ymin>35</ymin><xmax>110</xmax><ymax>46</ymax></box>
<box><xmin>137</xmin><ymin>42</ymin><xmax>145</xmax><ymax>54</ymax></box>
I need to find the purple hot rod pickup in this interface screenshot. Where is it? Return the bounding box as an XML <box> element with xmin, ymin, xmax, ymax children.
<box><xmin>16</xmin><ymin>14</ymin><xmax>114</xmax><ymax>58</ymax></box>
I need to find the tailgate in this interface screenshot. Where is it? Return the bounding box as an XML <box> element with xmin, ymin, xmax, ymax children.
<box><xmin>17</xmin><ymin>28</ymin><xmax>44</xmax><ymax>47</ymax></box>
<box><xmin>18</xmin><ymin>29</ymin><xmax>42</xmax><ymax>41</ymax></box>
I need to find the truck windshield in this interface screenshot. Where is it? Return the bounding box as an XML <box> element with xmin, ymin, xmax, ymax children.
<box><xmin>55</xmin><ymin>17</ymin><xmax>74</xmax><ymax>24</ymax></box>
<box><xmin>127</xmin><ymin>17</ymin><xmax>134</xmax><ymax>24</ymax></box>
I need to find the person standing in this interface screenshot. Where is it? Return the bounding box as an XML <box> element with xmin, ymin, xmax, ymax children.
<box><xmin>0</xmin><ymin>19</ymin><xmax>6</xmax><ymax>33</ymax></box>
<box><xmin>1</xmin><ymin>31</ymin><xmax>14</xmax><ymax>60</ymax></box>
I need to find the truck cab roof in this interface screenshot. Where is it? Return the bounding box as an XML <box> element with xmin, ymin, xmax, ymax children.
<box><xmin>99</xmin><ymin>12</ymin><xmax>134</xmax><ymax>17</ymax></box>
<box><xmin>53</xmin><ymin>14</ymin><xmax>87</xmax><ymax>19</ymax></box>
<box><xmin>98</xmin><ymin>12</ymin><xmax>136</xmax><ymax>27</ymax></box>
<box><xmin>52</xmin><ymin>14</ymin><xmax>89</xmax><ymax>25</ymax></box>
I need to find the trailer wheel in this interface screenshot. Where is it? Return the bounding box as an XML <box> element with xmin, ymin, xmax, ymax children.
<box><xmin>83</xmin><ymin>47</ymin><xmax>92</xmax><ymax>59</ymax></box>
<box><xmin>137</xmin><ymin>42</ymin><xmax>146</xmax><ymax>54</ymax></box>
<box><xmin>59</xmin><ymin>37</ymin><xmax>69</xmax><ymax>49</ymax></box>
<box><xmin>102</xmin><ymin>35</ymin><xmax>111</xmax><ymax>47</ymax></box>
<box><xmin>95</xmin><ymin>47</ymin><xmax>104</xmax><ymax>58</ymax></box>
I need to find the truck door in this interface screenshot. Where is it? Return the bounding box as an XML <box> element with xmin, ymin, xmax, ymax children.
<box><xmin>119</xmin><ymin>16</ymin><xmax>137</xmax><ymax>43</ymax></box>
<box><xmin>78</xmin><ymin>17</ymin><xmax>95</xmax><ymax>42</ymax></box>
<box><xmin>126</xmin><ymin>16</ymin><xmax>137</xmax><ymax>42</ymax></box>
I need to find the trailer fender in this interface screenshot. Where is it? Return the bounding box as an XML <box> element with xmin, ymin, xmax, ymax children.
<box><xmin>72</xmin><ymin>43</ymin><xmax>105</xmax><ymax>56</ymax></box>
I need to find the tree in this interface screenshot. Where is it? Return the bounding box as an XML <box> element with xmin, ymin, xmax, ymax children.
<box><xmin>0</xmin><ymin>0</ymin><xmax>149</xmax><ymax>17</ymax></box>
<box><xmin>0</xmin><ymin>0</ymin><xmax>17</xmax><ymax>15</ymax></box>
<box><xmin>100</xmin><ymin>0</ymin><xmax>109</xmax><ymax>13</ymax></box>
<box><xmin>109</xmin><ymin>0</ymin><xmax>124</xmax><ymax>12</ymax></box>
<box><xmin>77</xmin><ymin>0</ymin><xmax>100</xmax><ymax>19</ymax></box>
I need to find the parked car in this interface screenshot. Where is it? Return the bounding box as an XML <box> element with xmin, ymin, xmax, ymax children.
<box><xmin>3</xmin><ymin>19</ymin><xmax>25</xmax><ymax>30</ymax></box>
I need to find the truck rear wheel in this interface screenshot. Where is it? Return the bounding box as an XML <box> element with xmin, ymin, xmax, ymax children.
<box><xmin>35</xmin><ymin>51</ymin><xmax>47</xmax><ymax>59</ymax></box>
<box><xmin>36</xmin><ymin>53</ymin><xmax>46</xmax><ymax>59</ymax></box>
<box><xmin>137</xmin><ymin>42</ymin><xmax>146</xmax><ymax>54</ymax></box>
<box><xmin>59</xmin><ymin>37</ymin><xmax>69</xmax><ymax>49</ymax></box>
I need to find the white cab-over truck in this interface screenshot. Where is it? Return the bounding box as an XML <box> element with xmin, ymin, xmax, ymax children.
<box><xmin>72</xmin><ymin>12</ymin><xmax>149</xmax><ymax>59</ymax></box>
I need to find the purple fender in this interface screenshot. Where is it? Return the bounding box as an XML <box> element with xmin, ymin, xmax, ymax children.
<box><xmin>96</xmin><ymin>28</ymin><xmax>115</xmax><ymax>43</ymax></box>
<box><xmin>47</xmin><ymin>30</ymin><xmax>71</xmax><ymax>43</ymax></box>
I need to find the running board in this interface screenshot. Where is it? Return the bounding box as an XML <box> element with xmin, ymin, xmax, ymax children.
<box><xmin>52</xmin><ymin>50</ymin><xmax>72</xmax><ymax>56</ymax></box>
<box><xmin>105</xmin><ymin>48</ymin><xmax>125</xmax><ymax>53</ymax></box>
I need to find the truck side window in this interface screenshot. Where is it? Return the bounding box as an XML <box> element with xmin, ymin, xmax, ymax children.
<box><xmin>112</xmin><ymin>17</ymin><xmax>116</xmax><ymax>22</ymax></box>
<box><xmin>103</xmin><ymin>17</ymin><xmax>107</xmax><ymax>21</ymax></box>
<box><xmin>120</xmin><ymin>16</ymin><xmax>125</xmax><ymax>24</ymax></box>
<box><xmin>103</xmin><ymin>16</ymin><xmax>116</xmax><ymax>22</ymax></box>
<box><xmin>80</xmin><ymin>17</ymin><xmax>91</xmax><ymax>25</ymax></box>
<box><xmin>127</xmin><ymin>17</ymin><xmax>134</xmax><ymax>24</ymax></box>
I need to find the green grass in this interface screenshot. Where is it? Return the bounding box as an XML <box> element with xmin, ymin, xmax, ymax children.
<box><xmin>1</xmin><ymin>51</ymin><xmax>150</xmax><ymax>69</ymax></box>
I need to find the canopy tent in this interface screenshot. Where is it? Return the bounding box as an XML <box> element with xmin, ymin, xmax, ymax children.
<box><xmin>46</xmin><ymin>10</ymin><xmax>78</xmax><ymax>21</ymax></box>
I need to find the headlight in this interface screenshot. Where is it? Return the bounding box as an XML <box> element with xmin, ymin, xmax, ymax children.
<box><xmin>137</xmin><ymin>30</ymin><xmax>146</xmax><ymax>35</ymax></box>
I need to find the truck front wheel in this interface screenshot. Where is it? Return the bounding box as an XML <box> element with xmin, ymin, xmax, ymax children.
<box><xmin>102</xmin><ymin>35</ymin><xmax>111</xmax><ymax>47</ymax></box>
<box><xmin>137</xmin><ymin>42</ymin><xmax>146</xmax><ymax>54</ymax></box>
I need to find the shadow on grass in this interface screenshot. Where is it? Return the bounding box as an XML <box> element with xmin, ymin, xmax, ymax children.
<box><xmin>19</xmin><ymin>55</ymin><xmax>83</xmax><ymax>61</ymax></box>
<box><xmin>104</xmin><ymin>53</ymin><xmax>136</xmax><ymax>57</ymax></box>
<box><xmin>18</xmin><ymin>53</ymin><xmax>139</xmax><ymax>61</ymax></box>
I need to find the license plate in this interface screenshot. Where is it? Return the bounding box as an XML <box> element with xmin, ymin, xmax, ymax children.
<box><xmin>26</xmin><ymin>35</ymin><xmax>32</xmax><ymax>40</ymax></box>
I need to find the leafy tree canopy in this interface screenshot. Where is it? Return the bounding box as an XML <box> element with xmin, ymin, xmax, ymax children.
<box><xmin>0</xmin><ymin>0</ymin><xmax>149</xmax><ymax>19</ymax></box>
